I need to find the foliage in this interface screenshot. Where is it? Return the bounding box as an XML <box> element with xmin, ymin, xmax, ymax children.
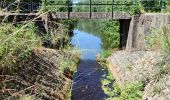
<box><xmin>59</xmin><ymin>19</ymin><xmax>77</xmax><ymax>31</ymax></box>
<box><xmin>101</xmin><ymin>69</ymin><xmax>117</xmax><ymax>98</ymax></box>
<box><xmin>0</xmin><ymin>23</ymin><xmax>42</xmax><ymax>73</ymax></box>
<box><xmin>146</xmin><ymin>26</ymin><xmax>170</xmax><ymax>96</ymax></box>
<box><xmin>146</xmin><ymin>26</ymin><xmax>170</xmax><ymax>54</ymax></box>
<box><xmin>140</xmin><ymin>0</ymin><xmax>161</xmax><ymax>12</ymax></box>
<box><xmin>58</xmin><ymin>45</ymin><xmax>80</xmax><ymax>72</ymax></box>
<box><xmin>76</xmin><ymin>19</ymin><xmax>120</xmax><ymax>49</ymax></box>
<box><xmin>97</xmin><ymin>49</ymin><xmax>112</xmax><ymax>67</ymax></box>
<box><xmin>113</xmin><ymin>82</ymin><xmax>144</xmax><ymax>100</ymax></box>
<box><xmin>73</xmin><ymin>0</ymin><xmax>141</xmax><ymax>15</ymax></box>
<box><xmin>101</xmin><ymin>20</ymin><xmax>120</xmax><ymax>49</ymax></box>
<box><xmin>101</xmin><ymin>67</ymin><xmax>144</xmax><ymax>100</ymax></box>
<box><xmin>42</xmin><ymin>0</ymin><xmax>73</xmax><ymax>12</ymax></box>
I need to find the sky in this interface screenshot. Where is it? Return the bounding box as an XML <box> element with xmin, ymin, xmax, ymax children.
<box><xmin>72</xmin><ymin>0</ymin><xmax>82</xmax><ymax>3</ymax></box>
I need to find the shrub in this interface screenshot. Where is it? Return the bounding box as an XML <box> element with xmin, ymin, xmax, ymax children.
<box><xmin>0</xmin><ymin>23</ymin><xmax>42</xmax><ymax>73</ymax></box>
<box><xmin>102</xmin><ymin>68</ymin><xmax>144</xmax><ymax>100</ymax></box>
<box><xmin>146</xmin><ymin>26</ymin><xmax>170</xmax><ymax>54</ymax></box>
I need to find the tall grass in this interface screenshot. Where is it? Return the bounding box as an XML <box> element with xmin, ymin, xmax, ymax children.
<box><xmin>0</xmin><ymin>23</ymin><xmax>42</xmax><ymax>73</ymax></box>
<box><xmin>146</xmin><ymin>26</ymin><xmax>170</xmax><ymax>54</ymax></box>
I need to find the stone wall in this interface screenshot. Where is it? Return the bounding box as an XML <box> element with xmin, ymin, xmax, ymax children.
<box><xmin>108</xmin><ymin>13</ymin><xmax>170</xmax><ymax>100</ymax></box>
<box><xmin>126</xmin><ymin>13</ymin><xmax>170</xmax><ymax>51</ymax></box>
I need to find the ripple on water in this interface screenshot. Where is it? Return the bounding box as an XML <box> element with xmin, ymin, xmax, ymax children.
<box><xmin>71</xmin><ymin>30</ymin><xmax>107</xmax><ymax>100</ymax></box>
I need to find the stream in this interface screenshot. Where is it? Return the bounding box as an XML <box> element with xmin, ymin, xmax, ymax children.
<box><xmin>71</xmin><ymin>29</ymin><xmax>107</xmax><ymax>100</ymax></box>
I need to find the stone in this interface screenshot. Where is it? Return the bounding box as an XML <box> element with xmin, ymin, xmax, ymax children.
<box><xmin>166</xmin><ymin>80</ymin><xmax>170</xmax><ymax>87</ymax></box>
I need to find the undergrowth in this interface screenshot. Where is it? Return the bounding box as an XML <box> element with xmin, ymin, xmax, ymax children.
<box><xmin>146</xmin><ymin>26</ymin><xmax>170</xmax><ymax>53</ymax></box>
<box><xmin>146</xmin><ymin>26</ymin><xmax>170</xmax><ymax>80</ymax></box>
<box><xmin>0</xmin><ymin>15</ymin><xmax>79</xmax><ymax>100</ymax></box>
<box><xmin>145</xmin><ymin>26</ymin><xmax>170</xmax><ymax>96</ymax></box>
<box><xmin>0</xmin><ymin>23</ymin><xmax>42</xmax><ymax>73</ymax></box>
<box><xmin>101</xmin><ymin>66</ymin><xmax>144</xmax><ymax>100</ymax></box>
<box><xmin>58</xmin><ymin>45</ymin><xmax>80</xmax><ymax>72</ymax></box>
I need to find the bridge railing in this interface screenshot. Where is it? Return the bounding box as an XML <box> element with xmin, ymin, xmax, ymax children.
<box><xmin>0</xmin><ymin>0</ymin><xmax>169</xmax><ymax>14</ymax></box>
<box><xmin>44</xmin><ymin>0</ymin><xmax>139</xmax><ymax>18</ymax></box>
<box><xmin>0</xmin><ymin>1</ymin><xmax>41</xmax><ymax>13</ymax></box>
<box><xmin>45</xmin><ymin>0</ymin><xmax>138</xmax><ymax>12</ymax></box>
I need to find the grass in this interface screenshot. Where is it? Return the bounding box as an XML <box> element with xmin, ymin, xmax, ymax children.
<box><xmin>0</xmin><ymin>14</ymin><xmax>79</xmax><ymax>100</ymax></box>
<box><xmin>58</xmin><ymin>45</ymin><xmax>80</xmax><ymax>72</ymax></box>
<box><xmin>145</xmin><ymin>26</ymin><xmax>170</xmax><ymax>96</ymax></box>
<box><xmin>101</xmin><ymin>67</ymin><xmax>144</xmax><ymax>100</ymax></box>
<box><xmin>0</xmin><ymin>23</ymin><xmax>42</xmax><ymax>73</ymax></box>
<box><xmin>97</xmin><ymin>48</ymin><xmax>144</xmax><ymax>100</ymax></box>
<box><xmin>97</xmin><ymin>49</ymin><xmax>112</xmax><ymax>67</ymax></box>
<box><xmin>146</xmin><ymin>26</ymin><xmax>170</xmax><ymax>53</ymax></box>
<box><xmin>146</xmin><ymin>26</ymin><xmax>170</xmax><ymax>81</ymax></box>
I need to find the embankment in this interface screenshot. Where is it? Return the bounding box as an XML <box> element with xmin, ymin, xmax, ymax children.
<box><xmin>108</xmin><ymin>13</ymin><xmax>170</xmax><ymax>99</ymax></box>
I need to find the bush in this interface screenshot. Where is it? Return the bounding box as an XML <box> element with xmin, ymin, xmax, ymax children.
<box><xmin>0</xmin><ymin>23</ymin><xmax>42</xmax><ymax>72</ymax></box>
<box><xmin>102</xmin><ymin>69</ymin><xmax>144</xmax><ymax>100</ymax></box>
<box><xmin>146</xmin><ymin>26</ymin><xmax>170</xmax><ymax>54</ymax></box>
<box><xmin>146</xmin><ymin>26</ymin><xmax>170</xmax><ymax>85</ymax></box>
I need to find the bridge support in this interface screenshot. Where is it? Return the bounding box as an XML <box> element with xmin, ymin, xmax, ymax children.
<box><xmin>119</xmin><ymin>19</ymin><xmax>131</xmax><ymax>49</ymax></box>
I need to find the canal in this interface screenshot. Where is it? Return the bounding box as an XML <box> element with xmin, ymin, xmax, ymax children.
<box><xmin>71</xmin><ymin>29</ymin><xmax>107</xmax><ymax>100</ymax></box>
<box><xmin>70</xmin><ymin>19</ymin><xmax>119</xmax><ymax>100</ymax></box>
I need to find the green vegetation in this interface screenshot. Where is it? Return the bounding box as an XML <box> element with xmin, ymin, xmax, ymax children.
<box><xmin>76</xmin><ymin>19</ymin><xmax>120</xmax><ymax>49</ymax></box>
<box><xmin>42</xmin><ymin>0</ymin><xmax>170</xmax><ymax>14</ymax></box>
<box><xmin>112</xmin><ymin>82</ymin><xmax>144</xmax><ymax>100</ymax></box>
<box><xmin>0</xmin><ymin>23</ymin><xmax>42</xmax><ymax>73</ymax></box>
<box><xmin>101</xmin><ymin>68</ymin><xmax>144</xmax><ymax>100</ymax></box>
<box><xmin>42</xmin><ymin>0</ymin><xmax>73</xmax><ymax>12</ymax></box>
<box><xmin>146</xmin><ymin>26</ymin><xmax>170</xmax><ymax>54</ymax></box>
<box><xmin>146</xmin><ymin>26</ymin><xmax>170</xmax><ymax>79</ymax></box>
<box><xmin>2</xmin><ymin>0</ymin><xmax>170</xmax><ymax>13</ymax></box>
<box><xmin>97</xmin><ymin>50</ymin><xmax>112</xmax><ymax>67</ymax></box>
<box><xmin>58</xmin><ymin>45</ymin><xmax>80</xmax><ymax>72</ymax></box>
<box><xmin>99</xmin><ymin>50</ymin><xmax>144</xmax><ymax>100</ymax></box>
<box><xmin>146</xmin><ymin>26</ymin><xmax>170</xmax><ymax>95</ymax></box>
<box><xmin>0</xmin><ymin>13</ymin><xmax>79</xmax><ymax>100</ymax></box>
<box><xmin>0</xmin><ymin>22</ymin><xmax>79</xmax><ymax>99</ymax></box>
<box><xmin>73</xmin><ymin>0</ymin><xmax>141</xmax><ymax>15</ymax></box>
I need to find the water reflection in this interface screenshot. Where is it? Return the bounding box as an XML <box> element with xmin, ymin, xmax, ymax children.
<box><xmin>71</xmin><ymin>29</ymin><xmax>107</xmax><ymax>100</ymax></box>
<box><xmin>71</xmin><ymin>29</ymin><xmax>102</xmax><ymax>60</ymax></box>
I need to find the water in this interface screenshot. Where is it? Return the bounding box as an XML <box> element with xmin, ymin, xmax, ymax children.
<box><xmin>71</xmin><ymin>29</ymin><xmax>102</xmax><ymax>60</ymax></box>
<box><xmin>71</xmin><ymin>29</ymin><xmax>107</xmax><ymax>100</ymax></box>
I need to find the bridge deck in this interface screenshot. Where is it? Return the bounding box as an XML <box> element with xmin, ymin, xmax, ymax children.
<box><xmin>0</xmin><ymin>12</ymin><xmax>131</xmax><ymax>19</ymax></box>
<box><xmin>54</xmin><ymin>12</ymin><xmax>131</xmax><ymax>19</ymax></box>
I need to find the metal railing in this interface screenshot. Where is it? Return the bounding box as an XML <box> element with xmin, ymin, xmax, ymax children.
<box><xmin>44</xmin><ymin>0</ymin><xmax>137</xmax><ymax>18</ymax></box>
<box><xmin>0</xmin><ymin>1</ymin><xmax>41</xmax><ymax>13</ymax></box>
<box><xmin>0</xmin><ymin>0</ymin><xmax>169</xmax><ymax>14</ymax></box>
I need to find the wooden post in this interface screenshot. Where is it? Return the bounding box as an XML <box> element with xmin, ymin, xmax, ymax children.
<box><xmin>68</xmin><ymin>0</ymin><xmax>70</xmax><ymax>19</ymax></box>
<box><xmin>89</xmin><ymin>0</ymin><xmax>92</xmax><ymax>18</ymax></box>
<box><xmin>112</xmin><ymin>0</ymin><xmax>114</xmax><ymax>19</ymax></box>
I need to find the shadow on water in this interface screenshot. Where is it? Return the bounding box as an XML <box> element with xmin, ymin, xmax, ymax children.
<box><xmin>71</xmin><ymin>30</ymin><xmax>107</xmax><ymax>100</ymax></box>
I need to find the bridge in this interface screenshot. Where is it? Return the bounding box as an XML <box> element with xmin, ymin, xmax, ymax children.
<box><xmin>0</xmin><ymin>0</ymin><xmax>138</xmax><ymax>19</ymax></box>
<box><xmin>0</xmin><ymin>0</ymin><xmax>168</xmax><ymax>19</ymax></box>
<box><xmin>0</xmin><ymin>0</ymin><xmax>169</xmax><ymax>49</ymax></box>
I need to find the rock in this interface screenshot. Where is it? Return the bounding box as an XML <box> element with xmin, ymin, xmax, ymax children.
<box><xmin>166</xmin><ymin>80</ymin><xmax>170</xmax><ymax>87</ymax></box>
<box><xmin>108</xmin><ymin>50</ymin><xmax>170</xmax><ymax>99</ymax></box>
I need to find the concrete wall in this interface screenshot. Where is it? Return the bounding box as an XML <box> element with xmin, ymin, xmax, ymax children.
<box><xmin>126</xmin><ymin>13</ymin><xmax>170</xmax><ymax>51</ymax></box>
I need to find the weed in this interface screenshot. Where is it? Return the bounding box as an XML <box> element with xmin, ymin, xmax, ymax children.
<box><xmin>146</xmin><ymin>26</ymin><xmax>170</xmax><ymax>81</ymax></box>
<box><xmin>101</xmin><ymin>67</ymin><xmax>144</xmax><ymax>100</ymax></box>
<box><xmin>0</xmin><ymin>23</ymin><xmax>42</xmax><ymax>73</ymax></box>
<box><xmin>146</xmin><ymin>26</ymin><xmax>170</xmax><ymax>54</ymax></box>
